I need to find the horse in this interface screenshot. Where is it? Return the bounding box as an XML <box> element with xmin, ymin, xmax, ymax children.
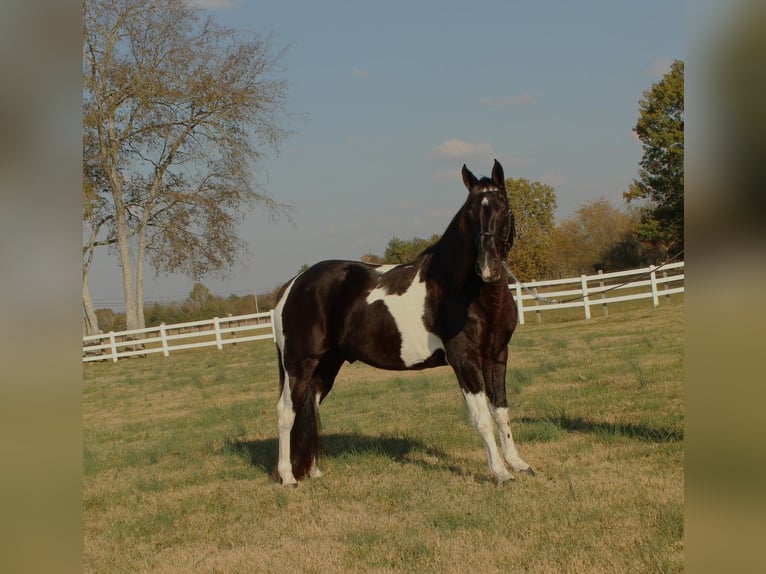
<box><xmin>271</xmin><ymin>160</ymin><xmax>534</xmax><ymax>487</ymax></box>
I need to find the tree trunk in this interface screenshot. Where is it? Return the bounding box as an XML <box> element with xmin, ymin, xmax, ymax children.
<box><xmin>113</xmin><ymin>190</ymin><xmax>139</xmax><ymax>331</ymax></box>
<box><xmin>82</xmin><ymin>277</ymin><xmax>100</xmax><ymax>336</ymax></box>
<box><xmin>135</xmin><ymin>228</ymin><xmax>146</xmax><ymax>330</ymax></box>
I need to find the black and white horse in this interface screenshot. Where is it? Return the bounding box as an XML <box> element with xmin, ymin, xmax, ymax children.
<box><xmin>271</xmin><ymin>160</ymin><xmax>534</xmax><ymax>486</ymax></box>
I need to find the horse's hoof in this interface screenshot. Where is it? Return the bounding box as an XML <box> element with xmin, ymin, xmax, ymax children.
<box><xmin>520</xmin><ymin>467</ymin><xmax>536</xmax><ymax>477</ymax></box>
<box><xmin>496</xmin><ymin>475</ymin><xmax>516</xmax><ymax>487</ymax></box>
<box><xmin>284</xmin><ymin>482</ymin><xmax>298</xmax><ymax>489</ymax></box>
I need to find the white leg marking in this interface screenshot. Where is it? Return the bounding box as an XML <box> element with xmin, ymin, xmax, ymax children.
<box><xmin>463</xmin><ymin>391</ymin><xmax>513</xmax><ymax>483</ymax></box>
<box><xmin>491</xmin><ymin>406</ymin><xmax>531</xmax><ymax>473</ymax></box>
<box><xmin>366</xmin><ymin>267</ymin><xmax>444</xmax><ymax>367</ymax></box>
<box><xmin>276</xmin><ymin>379</ymin><xmax>297</xmax><ymax>486</ymax></box>
<box><xmin>309</xmin><ymin>391</ymin><xmax>323</xmax><ymax>478</ymax></box>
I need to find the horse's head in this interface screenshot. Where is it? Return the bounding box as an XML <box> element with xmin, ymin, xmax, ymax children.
<box><xmin>461</xmin><ymin>160</ymin><xmax>514</xmax><ymax>283</ymax></box>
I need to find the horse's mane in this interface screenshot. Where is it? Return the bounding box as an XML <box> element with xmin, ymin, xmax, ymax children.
<box><xmin>420</xmin><ymin>194</ymin><xmax>478</xmax><ymax>289</ymax></box>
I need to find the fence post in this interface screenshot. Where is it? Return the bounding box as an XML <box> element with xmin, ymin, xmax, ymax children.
<box><xmin>226</xmin><ymin>313</ymin><xmax>237</xmax><ymax>346</ymax></box>
<box><xmin>213</xmin><ymin>317</ymin><xmax>223</xmax><ymax>350</ymax></box>
<box><xmin>514</xmin><ymin>282</ymin><xmax>525</xmax><ymax>325</ymax></box>
<box><xmin>580</xmin><ymin>275</ymin><xmax>591</xmax><ymax>319</ymax></box>
<box><xmin>108</xmin><ymin>331</ymin><xmax>118</xmax><ymax>362</ymax></box>
<box><xmin>532</xmin><ymin>281</ymin><xmax>541</xmax><ymax>323</ymax></box>
<box><xmin>598</xmin><ymin>269</ymin><xmax>608</xmax><ymax>316</ymax></box>
<box><xmin>650</xmin><ymin>265</ymin><xmax>660</xmax><ymax>307</ymax></box>
<box><xmin>159</xmin><ymin>322</ymin><xmax>169</xmax><ymax>357</ymax></box>
<box><xmin>663</xmin><ymin>269</ymin><xmax>670</xmax><ymax>303</ymax></box>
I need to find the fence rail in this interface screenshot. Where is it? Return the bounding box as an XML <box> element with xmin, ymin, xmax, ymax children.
<box><xmin>83</xmin><ymin>310</ymin><xmax>275</xmax><ymax>363</ymax></box>
<box><xmin>83</xmin><ymin>261</ymin><xmax>684</xmax><ymax>362</ymax></box>
<box><xmin>512</xmin><ymin>261</ymin><xmax>684</xmax><ymax>324</ymax></box>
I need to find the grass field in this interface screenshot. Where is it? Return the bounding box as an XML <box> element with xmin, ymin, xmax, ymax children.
<box><xmin>83</xmin><ymin>302</ymin><xmax>684</xmax><ymax>573</ymax></box>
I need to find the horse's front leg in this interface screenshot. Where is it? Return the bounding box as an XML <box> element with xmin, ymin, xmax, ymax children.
<box><xmin>461</xmin><ymin>389</ymin><xmax>515</xmax><ymax>485</ymax></box>
<box><xmin>447</xmin><ymin>347</ymin><xmax>514</xmax><ymax>484</ymax></box>
<box><xmin>485</xmin><ymin>347</ymin><xmax>534</xmax><ymax>475</ymax></box>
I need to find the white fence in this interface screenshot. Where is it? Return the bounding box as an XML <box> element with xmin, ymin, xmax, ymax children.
<box><xmin>83</xmin><ymin>311</ymin><xmax>275</xmax><ymax>363</ymax></box>
<box><xmin>513</xmin><ymin>261</ymin><xmax>684</xmax><ymax>325</ymax></box>
<box><xmin>82</xmin><ymin>261</ymin><xmax>684</xmax><ymax>362</ymax></box>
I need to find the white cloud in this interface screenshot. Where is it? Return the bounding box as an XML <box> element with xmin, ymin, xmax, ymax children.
<box><xmin>430</xmin><ymin>139</ymin><xmax>495</xmax><ymax>162</ymax></box>
<box><xmin>353</xmin><ymin>68</ymin><xmax>369</xmax><ymax>78</ymax></box>
<box><xmin>479</xmin><ymin>93</ymin><xmax>535</xmax><ymax>108</ymax></box>
<box><xmin>644</xmin><ymin>57</ymin><xmax>671</xmax><ymax>78</ymax></box>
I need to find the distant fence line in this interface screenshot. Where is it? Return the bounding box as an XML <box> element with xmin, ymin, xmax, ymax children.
<box><xmin>83</xmin><ymin>261</ymin><xmax>684</xmax><ymax>363</ymax></box>
<box><xmin>83</xmin><ymin>311</ymin><xmax>275</xmax><ymax>363</ymax></box>
<box><xmin>512</xmin><ymin>261</ymin><xmax>684</xmax><ymax>325</ymax></box>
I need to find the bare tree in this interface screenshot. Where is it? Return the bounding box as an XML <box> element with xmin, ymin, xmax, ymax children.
<box><xmin>83</xmin><ymin>129</ymin><xmax>116</xmax><ymax>335</ymax></box>
<box><xmin>83</xmin><ymin>0</ymin><xmax>291</xmax><ymax>330</ymax></box>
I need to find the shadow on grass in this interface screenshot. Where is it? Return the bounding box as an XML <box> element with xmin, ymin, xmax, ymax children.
<box><xmin>225</xmin><ymin>433</ymin><xmax>489</xmax><ymax>483</ymax></box>
<box><xmin>521</xmin><ymin>414</ymin><xmax>683</xmax><ymax>443</ymax></box>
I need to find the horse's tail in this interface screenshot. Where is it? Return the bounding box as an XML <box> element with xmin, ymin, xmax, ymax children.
<box><xmin>290</xmin><ymin>378</ymin><xmax>321</xmax><ymax>481</ymax></box>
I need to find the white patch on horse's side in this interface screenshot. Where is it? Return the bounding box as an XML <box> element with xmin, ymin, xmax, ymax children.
<box><xmin>273</xmin><ymin>274</ymin><xmax>299</xmax><ymax>359</ymax></box>
<box><xmin>365</xmin><ymin>268</ymin><xmax>444</xmax><ymax>367</ymax></box>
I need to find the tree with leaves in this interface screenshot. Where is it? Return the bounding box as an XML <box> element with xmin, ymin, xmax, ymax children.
<box><xmin>383</xmin><ymin>235</ymin><xmax>441</xmax><ymax>264</ymax></box>
<box><xmin>505</xmin><ymin>178</ymin><xmax>557</xmax><ymax>281</ymax></box>
<box><xmin>624</xmin><ymin>59</ymin><xmax>684</xmax><ymax>259</ymax></box>
<box><xmin>549</xmin><ymin>198</ymin><xmax>637</xmax><ymax>276</ymax></box>
<box><xmin>83</xmin><ymin>0</ymin><xmax>291</xmax><ymax>331</ymax></box>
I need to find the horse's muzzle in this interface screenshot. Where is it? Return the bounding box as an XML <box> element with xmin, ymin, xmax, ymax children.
<box><xmin>476</xmin><ymin>260</ymin><xmax>505</xmax><ymax>283</ymax></box>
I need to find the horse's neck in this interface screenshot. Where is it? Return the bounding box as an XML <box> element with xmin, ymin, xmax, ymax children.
<box><xmin>429</xmin><ymin>213</ymin><xmax>478</xmax><ymax>293</ymax></box>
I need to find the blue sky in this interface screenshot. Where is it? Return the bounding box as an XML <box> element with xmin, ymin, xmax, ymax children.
<box><xmin>88</xmin><ymin>0</ymin><xmax>684</xmax><ymax>309</ymax></box>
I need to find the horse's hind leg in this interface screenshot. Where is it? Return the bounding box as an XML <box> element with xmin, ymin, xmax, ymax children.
<box><xmin>274</xmin><ymin>351</ymin><xmax>322</xmax><ymax>487</ymax></box>
<box><xmin>274</xmin><ymin>353</ymin><xmax>299</xmax><ymax>487</ymax></box>
<box><xmin>307</xmin><ymin>350</ymin><xmax>345</xmax><ymax>479</ymax></box>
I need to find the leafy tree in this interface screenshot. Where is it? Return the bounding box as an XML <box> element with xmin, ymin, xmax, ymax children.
<box><xmin>188</xmin><ymin>282</ymin><xmax>212</xmax><ymax>310</ymax></box>
<box><xmin>361</xmin><ymin>252</ymin><xmax>384</xmax><ymax>264</ymax></box>
<box><xmin>83</xmin><ymin>0</ymin><xmax>291</xmax><ymax>330</ymax></box>
<box><xmin>505</xmin><ymin>178</ymin><xmax>557</xmax><ymax>281</ymax></box>
<box><xmin>383</xmin><ymin>235</ymin><xmax>440</xmax><ymax>264</ymax></box>
<box><xmin>549</xmin><ymin>198</ymin><xmax>637</xmax><ymax>276</ymax></box>
<box><xmin>95</xmin><ymin>308</ymin><xmax>118</xmax><ymax>332</ymax></box>
<box><xmin>600</xmin><ymin>229</ymin><xmax>664</xmax><ymax>271</ymax></box>
<box><xmin>624</xmin><ymin>59</ymin><xmax>684</xmax><ymax>258</ymax></box>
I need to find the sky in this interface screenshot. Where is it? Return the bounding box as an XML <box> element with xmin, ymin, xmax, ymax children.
<box><xmin>88</xmin><ymin>0</ymin><xmax>684</xmax><ymax>310</ymax></box>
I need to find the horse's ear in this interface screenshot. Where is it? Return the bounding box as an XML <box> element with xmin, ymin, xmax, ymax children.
<box><xmin>491</xmin><ymin>159</ymin><xmax>505</xmax><ymax>188</ymax></box>
<box><xmin>462</xmin><ymin>164</ymin><xmax>479</xmax><ymax>192</ymax></box>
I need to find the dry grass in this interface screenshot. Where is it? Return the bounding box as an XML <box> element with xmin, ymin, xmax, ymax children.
<box><xmin>83</xmin><ymin>302</ymin><xmax>683</xmax><ymax>573</ymax></box>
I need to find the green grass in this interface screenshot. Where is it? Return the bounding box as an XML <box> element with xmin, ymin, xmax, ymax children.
<box><xmin>83</xmin><ymin>302</ymin><xmax>683</xmax><ymax>573</ymax></box>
